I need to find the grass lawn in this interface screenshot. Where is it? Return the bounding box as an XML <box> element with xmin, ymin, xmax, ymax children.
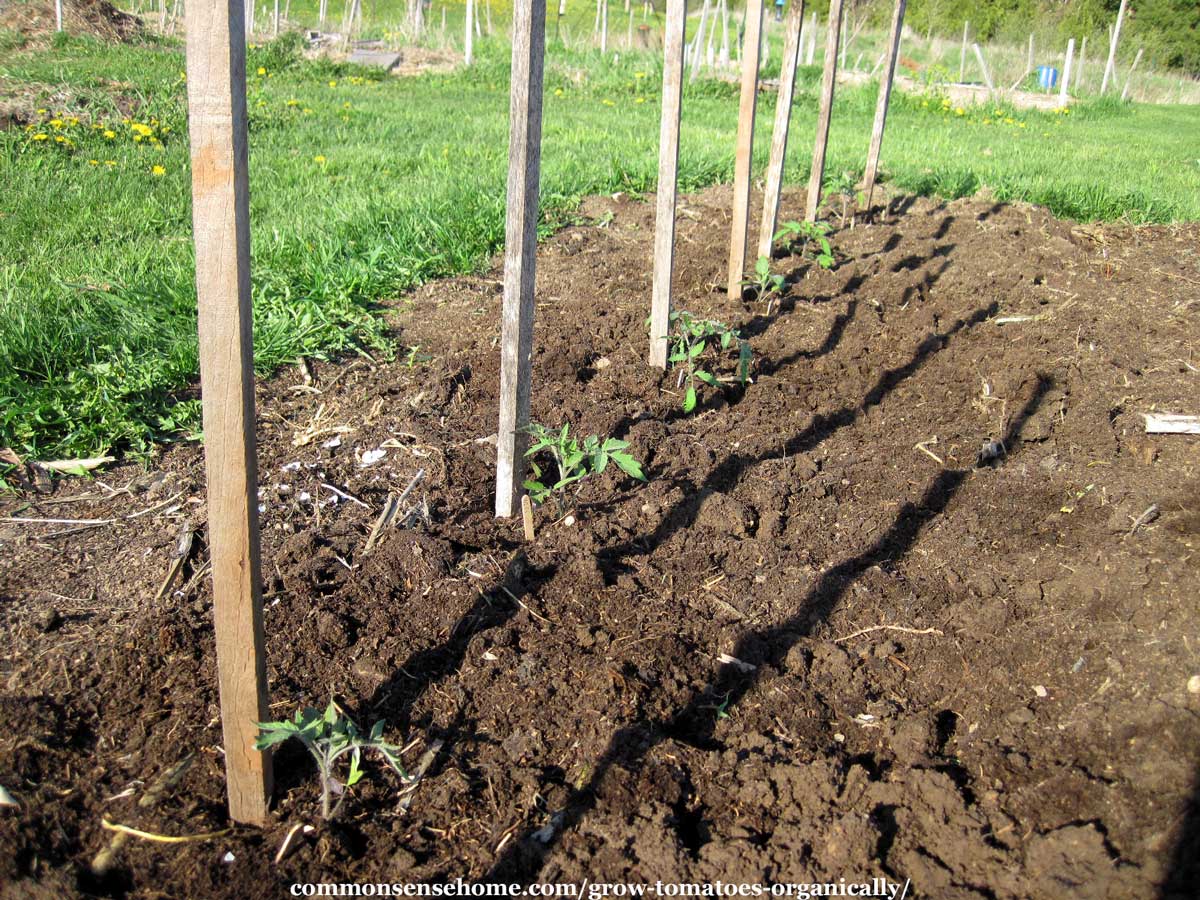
<box><xmin>2</xmin><ymin>30</ymin><xmax>1199</xmax><ymax>462</ymax></box>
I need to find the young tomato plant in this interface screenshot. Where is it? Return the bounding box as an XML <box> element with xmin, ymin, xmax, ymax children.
<box><xmin>522</xmin><ymin>422</ymin><xmax>646</xmax><ymax>513</ymax></box>
<box><xmin>255</xmin><ymin>702</ymin><xmax>409</xmax><ymax>821</ymax></box>
<box><xmin>774</xmin><ymin>220</ymin><xmax>835</xmax><ymax>270</ymax></box>
<box><xmin>742</xmin><ymin>256</ymin><xmax>787</xmax><ymax>313</ymax></box>
<box><xmin>662</xmin><ymin>311</ymin><xmax>752</xmax><ymax>413</ymax></box>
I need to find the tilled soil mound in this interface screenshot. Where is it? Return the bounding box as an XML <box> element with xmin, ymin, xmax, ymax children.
<box><xmin>1</xmin><ymin>187</ymin><xmax>1198</xmax><ymax>898</ymax></box>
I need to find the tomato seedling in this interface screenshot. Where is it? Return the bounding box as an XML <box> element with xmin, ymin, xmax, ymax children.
<box><xmin>255</xmin><ymin>702</ymin><xmax>409</xmax><ymax>820</ymax></box>
<box><xmin>774</xmin><ymin>219</ymin><xmax>835</xmax><ymax>270</ymax></box>
<box><xmin>522</xmin><ymin>422</ymin><xmax>646</xmax><ymax>513</ymax></box>
<box><xmin>659</xmin><ymin>311</ymin><xmax>752</xmax><ymax>413</ymax></box>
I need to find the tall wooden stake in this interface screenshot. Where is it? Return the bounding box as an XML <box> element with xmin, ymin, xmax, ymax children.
<box><xmin>1077</xmin><ymin>36</ymin><xmax>1087</xmax><ymax>91</ymax></box>
<box><xmin>861</xmin><ymin>0</ymin><xmax>904</xmax><ymax>215</ymax></box>
<box><xmin>464</xmin><ymin>0</ymin><xmax>474</xmax><ymax>63</ymax></box>
<box><xmin>756</xmin><ymin>0</ymin><xmax>804</xmax><ymax>262</ymax></box>
<box><xmin>689</xmin><ymin>0</ymin><xmax>709</xmax><ymax>81</ymax></box>
<box><xmin>804</xmin><ymin>0</ymin><xmax>843</xmax><ymax>222</ymax></box>
<box><xmin>1101</xmin><ymin>0</ymin><xmax>1126</xmax><ymax>94</ymax></box>
<box><xmin>1120</xmin><ymin>47</ymin><xmax>1142</xmax><ymax>101</ymax></box>
<box><xmin>649</xmin><ymin>0</ymin><xmax>686</xmax><ymax>369</ymax></box>
<box><xmin>972</xmin><ymin>43</ymin><xmax>994</xmax><ymax>95</ymax></box>
<box><xmin>1058</xmin><ymin>37</ymin><xmax>1074</xmax><ymax>105</ymax></box>
<box><xmin>601</xmin><ymin>0</ymin><xmax>608</xmax><ymax>53</ymax></box>
<box><xmin>958</xmin><ymin>19</ymin><xmax>967</xmax><ymax>82</ymax></box>
<box><xmin>184</xmin><ymin>0</ymin><xmax>272</xmax><ymax>826</ymax></box>
<box><xmin>495</xmin><ymin>0</ymin><xmax>546</xmax><ymax>518</ymax></box>
<box><xmin>725</xmin><ymin>0</ymin><xmax>764</xmax><ymax>297</ymax></box>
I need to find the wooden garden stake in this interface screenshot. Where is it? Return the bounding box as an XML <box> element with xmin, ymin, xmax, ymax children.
<box><xmin>184</xmin><ymin>0</ymin><xmax>272</xmax><ymax>826</ymax></box>
<box><xmin>689</xmin><ymin>0</ymin><xmax>709</xmax><ymax>82</ymax></box>
<box><xmin>649</xmin><ymin>0</ymin><xmax>686</xmax><ymax>369</ymax></box>
<box><xmin>861</xmin><ymin>0</ymin><xmax>905</xmax><ymax>215</ymax></box>
<box><xmin>804</xmin><ymin>0</ymin><xmax>843</xmax><ymax>223</ymax></box>
<box><xmin>756</xmin><ymin>0</ymin><xmax>804</xmax><ymax>262</ymax></box>
<box><xmin>972</xmin><ymin>43</ymin><xmax>994</xmax><ymax>95</ymax></box>
<box><xmin>1101</xmin><ymin>0</ymin><xmax>1126</xmax><ymax>94</ymax></box>
<box><xmin>465</xmin><ymin>0</ymin><xmax>474</xmax><ymax>64</ymax></box>
<box><xmin>804</xmin><ymin>10</ymin><xmax>815</xmax><ymax>64</ymax></box>
<box><xmin>725</xmin><ymin>0</ymin><xmax>764</xmax><ymax>297</ymax></box>
<box><xmin>55</xmin><ymin>0</ymin><xmax>63</xmax><ymax>30</ymax></box>
<box><xmin>1077</xmin><ymin>36</ymin><xmax>1087</xmax><ymax>91</ymax></box>
<box><xmin>521</xmin><ymin>495</ymin><xmax>536</xmax><ymax>541</ymax></box>
<box><xmin>495</xmin><ymin>0</ymin><xmax>547</xmax><ymax>518</ymax></box>
<box><xmin>601</xmin><ymin>0</ymin><xmax>608</xmax><ymax>53</ymax></box>
<box><xmin>958</xmin><ymin>20</ymin><xmax>967</xmax><ymax>82</ymax></box>
<box><xmin>1121</xmin><ymin>47</ymin><xmax>1143</xmax><ymax>101</ymax></box>
<box><xmin>1058</xmin><ymin>38</ymin><xmax>1074</xmax><ymax>105</ymax></box>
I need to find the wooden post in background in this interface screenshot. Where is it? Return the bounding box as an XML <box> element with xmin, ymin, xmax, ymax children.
<box><xmin>601</xmin><ymin>0</ymin><xmax>608</xmax><ymax>53</ymax></box>
<box><xmin>804</xmin><ymin>0</ymin><xmax>843</xmax><ymax>222</ymax></box>
<box><xmin>495</xmin><ymin>0</ymin><xmax>546</xmax><ymax>518</ymax></box>
<box><xmin>861</xmin><ymin>0</ymin><xmax>905</xmax><ymax>215</ymax></box>
<box><xmin>958</xmin><ymin>19</ymin><xmax>967</xmax><ymax>82</ymax></box>
<box><xmin>756</xmin><ymin>0</ymin><xmax>804</xmax><ymax>262</ymax></box>
<box><xmin>464</xmin><ymin>0</ymin><xmax>474</xmax><ymax>63</ymax></box>
<box><xmin>184</xmin><ymin>0</ymin><xmax>272</xmax><ymax>826</ymax></box>
<box><xmin>649</xmin><ymin>0</ymin><xmax>686</xmax><ymax>369</ymax></box>
<box><xmin>55</xmin><ymin>0</ymin><xmax>63</xmax><ymax>30</ymax></box>
<box><xmin>1058</xmin><ymin>37</ymin><xmax>1074</xmax><ymax>105</ymax></box>
<box><xmin>1101</xmin><ymin>0</ymin><xmax>1126</xmax><ymax>94</ymax></box>
<box><xmin>1120</xmin><ymin>46</ymin><xmax>1142</xmax><ymax>101</ymax></box>
<box><xmin>1077</xmin><ymin>36</ymin><xmax>1087</xmax><ymax>91</ymax></box>
<box><xmin>971</xmin><ymin>43</ymin><xmax>994</xmax><ymax>95</ymax></box>
<box><xmin>689</xmin><ymin>0</ymin><xmax>709</xmax><ymax>81</ymax></box>
<box><xmin>725</xmin><ymin>0</ymin><xmax>764</xmax><ymax>297</ymax></box>
<box><xmin>805</xmin><ymin>10</ymin><xmax>815</xmax><ymax>64</ymax></box>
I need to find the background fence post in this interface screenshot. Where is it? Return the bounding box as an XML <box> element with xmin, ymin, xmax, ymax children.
<box><xmin>184</xmin><ymin>0</ymin><xmax>272</xmax><ymax>826</ymax></box>
<box><xmin>804</xmin><ymin>0</ymin><xmax>844</xmax><ymax>222</ymax></box>
<box><xmin>495</xmin><ymin>0</ymin><xmax>547</xmax><ymax>518</ymax></box>
<box><xmin>725</xmin><ymin>0</ymin><xmax>765</xmax><ymax>297</ymax></box>
<box><xmin>649</xmin><ymin>0</ymin><xmax>686</xmax><ymax>369</ymax></box>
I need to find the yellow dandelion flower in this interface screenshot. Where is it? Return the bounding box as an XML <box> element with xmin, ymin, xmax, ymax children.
<box><xmin>152</xmin><ymin>164</ymin><xmax>166</xmax><ymax>176</ymax></box>
<box><xmin>286</xmin><ymin>98</ymin><xmax>300</xmax><ymax>107</ymax></box>
<box><xmin>954</xmin><ymin>107</ymin><xmax>965</xmax><ymax>115</ymax></box>
<box><xmin>342</xmin><ymin>101</ymin><xmax>351</xmax><ymax>109</ymax></box>
<box><xmin>88</xmin><ymin>159</ymin><xmax>100</xmax><ymax>165</ymax></box>
<box><xmin>602</xmin><ymin>98</ymin><xmax>615</xmax><ymax>106</ymax></box>
<box><xmin>32</xmin><ymin>133</ymin><xmax>49</xmax><ymax>141</ymax></box>
<box><xmin>1018</xmin><ymin>122</ymin><xmax>1026</xmax><ymax>128</ymax></box>
<box><xmin>133</xmin><ymin>134</ymin><xmax>143</xmax><ymax>142</ymax></box>
<box><xmin>257</xmin><ymin>66</ymin><xmax>267</xmax><ymax>75</ymax></box>
<box><xmin>313</xmin><ymin>154</ymin><xmax>327</xmax><ymax>163</ymax></box>
<box><xmin>303</xmin><ymin>108</ymin><xmax>313</xmax><ymax>114</ymax></box>
<box><xmin>554</xmin><ymin>88</ymin><xmax>564</xmax><ymax>96</ymax></box>
<box><xmin>104</xmin><ymin>129</ymin><xmax>116</xmax><ymax>139</ymax></box>
<box><xmin>104</xmin><ymin>159</ymin><xmax>117</xmax><ymax>167</ymax></box>
<box><xmin>36</xmin><ymin>108</ymin><xmax>47</xmax><ymax>115</ymax></box>
<box><xmin>49</xmin><ymin>118</ymin><xmax>64</xmax><ymax>128</ymax></box>
<box><xmin>328</xmin><ymin>80</ymin><xmax>338</xmax><ymax>87</ymax></box>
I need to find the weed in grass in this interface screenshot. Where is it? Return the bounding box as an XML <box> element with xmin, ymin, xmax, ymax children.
<box><xmin>255</xmin><ymin>701</ymin><xmax>409</xmax><ymax>821</ymax></box>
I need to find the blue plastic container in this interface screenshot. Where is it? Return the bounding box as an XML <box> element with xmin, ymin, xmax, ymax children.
<box><xmin>1037</xmin><ymin>66</ymin><xmax>1059</xmax><ymax>89</ymax></box>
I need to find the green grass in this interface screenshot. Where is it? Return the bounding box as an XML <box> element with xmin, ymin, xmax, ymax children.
<box><xmin>2</xmin><ymin>30</ymin><xmax>1199</xmax><ymax>462</ymax></box>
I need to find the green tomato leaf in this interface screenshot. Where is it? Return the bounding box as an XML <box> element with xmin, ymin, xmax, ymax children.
<box><xmin>611</xmin><ymin>452</ymin><xmax>647</xmax><ymax>481</ymax></box>
<box><xmin>683</xmin><ymin>386</ymin><xmax>697</xmax><ymax>413</ymax></box>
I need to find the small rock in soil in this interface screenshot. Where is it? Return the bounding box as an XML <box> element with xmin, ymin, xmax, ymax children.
<box><xmin>36</xmin><ymin>608</ymin><xmax>62</xmax><ymax>633</ymax></box>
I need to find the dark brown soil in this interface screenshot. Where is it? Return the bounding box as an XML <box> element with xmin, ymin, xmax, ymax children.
<box><xmin>2</xmin><ymin>187</ymin><xmax>1199</xmax><ymax>898</ymax></box>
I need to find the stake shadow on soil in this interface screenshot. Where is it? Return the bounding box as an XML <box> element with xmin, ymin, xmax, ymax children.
<box><xmin>1162</xmin><ymin>764</ymin><xmax>1200</xmax><ymax>899</ymax></box>
<box><xmin>364</xmin><ymin>553</ymin><xmax>545</xmax><ymax>737</ymax></box>
<box><xmin>488</xmin><ymin>374</ymin><xmax>1056</xmax><ymax>884</ymax></box>
<box><xmin>605</xmin><ymin>299</ymin><xmax>1000</xmax><ymax>573</ymax></box>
